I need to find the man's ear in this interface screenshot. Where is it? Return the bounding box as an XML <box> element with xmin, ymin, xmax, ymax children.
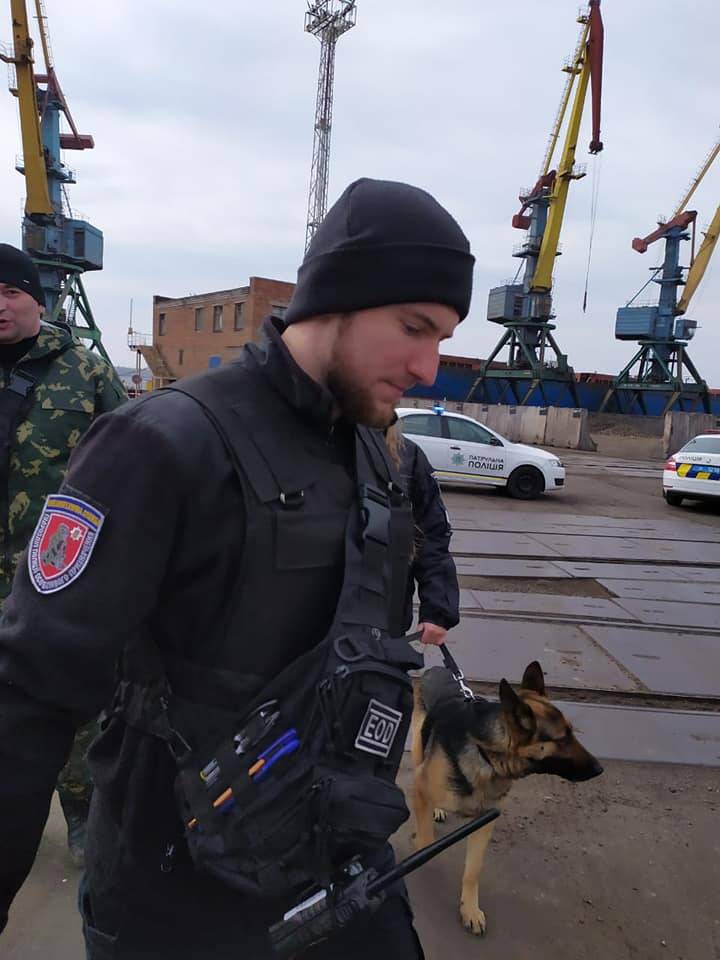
<box><xmin>499</xmin><ymin>679</ymin><xmax>536</xmax><ymax>740</ymax></box>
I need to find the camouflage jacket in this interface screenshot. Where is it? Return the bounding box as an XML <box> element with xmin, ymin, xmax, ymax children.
<box><xmin>0</xmin><ymin>323</ymin><xmax>127</xmax><ymax>601</ymax></box>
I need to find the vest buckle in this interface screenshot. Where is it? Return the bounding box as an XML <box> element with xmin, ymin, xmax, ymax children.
<box><xmin>279</xmin><ymin>489</ymin><xmax>304</xmax><ymax>510</ymax></box>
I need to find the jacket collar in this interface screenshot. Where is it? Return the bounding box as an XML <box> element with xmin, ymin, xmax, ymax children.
<box><xmin>248</xmin><ymin>316</ymin><xmax>336</xmax><ymax>430</ymax></box>
<box><xmin>19</xmin><ymin>321</ymin><xmax>73</xmax><ymax>362</ymax></box>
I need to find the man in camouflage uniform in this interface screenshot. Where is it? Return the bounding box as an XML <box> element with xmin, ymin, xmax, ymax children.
<box><xmin>0</xmin><ymin>243</ymin><xmax>126</xmax><ymax>866</ymax></box>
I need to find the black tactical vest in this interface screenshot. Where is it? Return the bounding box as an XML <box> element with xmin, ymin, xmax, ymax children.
<box><xmin>111</xmin><ymin>352</ymin><xmax>423</xmax><ymax>899</ymax></box>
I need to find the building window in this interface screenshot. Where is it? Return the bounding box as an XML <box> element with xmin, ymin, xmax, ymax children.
<box><xmin>213</xmin><ymin>305</ymin><xmax>223</xmax><ymax>332</ymax></box>
<box><xmin>271</xmin><ymin>304</ymin><xmax>287</xmax><ymax>321</ymax></box>
<box><xmin>234</xmin><ymin>302</ymin><xmax>245</xmax><ymax>331</ymax></box>
<box><xmin>178</xmin><ymin>349</ymin><xmax>184</xmax><ymax>365</ymax></box>
<box><xmin>158</xmin><ymin>312</ymin><xmax>167</xmax><ymax>335</ymax></box>
<box><xmin>194</xmin><ymin>307</ymin><xmax>204</xmax><ymax>331</ymax></box>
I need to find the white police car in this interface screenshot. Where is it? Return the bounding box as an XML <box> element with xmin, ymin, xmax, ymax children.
<box><xmin>396</xmin><ymin>406</ymin><xmax>565</xmax><ymax>499</ymax></box>
<box><xmin>663</xmin><ymin>432</ymin><xmax>720</xmax><ymax>507</ymax></box>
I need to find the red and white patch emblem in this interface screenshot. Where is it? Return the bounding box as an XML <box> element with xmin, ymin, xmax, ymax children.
<box><xmin>28</xmin><ymin>494</ymin><xmax>105</xmax><ymax>594</ymax></box>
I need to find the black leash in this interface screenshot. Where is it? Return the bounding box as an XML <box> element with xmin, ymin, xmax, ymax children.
<box><xmin>439</xmin><ymin>643</ymin><xmax>475</xmax><ymax>701</ymax></box>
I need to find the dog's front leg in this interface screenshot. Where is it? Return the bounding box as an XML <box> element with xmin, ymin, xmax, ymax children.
<box><xmin>459</xmin><ymin>820</ymin><xmax>496</xmax><ymax>935</ymax></box>
<box><xmin>412</xmin><ymin>773</ymin><xmax>435</xmax><ymax>850</ymax></box>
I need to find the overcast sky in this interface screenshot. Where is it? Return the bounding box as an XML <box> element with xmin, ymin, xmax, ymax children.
<box><xmin>2</xmin><ymin>0</ymin><xmax>719</xmax><ymax>384</ymax></box>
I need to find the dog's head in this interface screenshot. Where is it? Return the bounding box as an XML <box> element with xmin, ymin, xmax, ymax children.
<box><xmin>497</xmin><ymin>661</ymin><xmax>603</xmax><ymax>783</ymax></box>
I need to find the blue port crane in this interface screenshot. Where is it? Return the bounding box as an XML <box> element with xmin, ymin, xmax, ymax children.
<box><xmin>601</xmin><ymin>135</ymin><xmax>720</xmax><ymax>415</ymax></box>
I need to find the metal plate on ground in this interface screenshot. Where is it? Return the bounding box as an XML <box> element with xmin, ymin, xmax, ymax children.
<box><xmin>449</xmin><ymin>512</ymin><xmax>720</xmax><ymax>542</ymax></box>
<box><xmin>612</xmin><ymin>599</ymin><xmax>720</xmax><ymax>631</ymax></box>
<box><xmin>661</xmin><ymin>565</ymin><xmax>720</xmax><ymax>583</ymax></box>
<box><xmin>468</xmin><ymin>591</ymin><xmax>637</xmax><ymax>621</ymax></box>
<box><xmin>560</xmin><ymin>701</ymin><xmax>720</xmax><ymax>766</ymax></box>
<box><xmin>448</xmin><ymin>511</ymin><xmax>660</xmax><ymax>531</ymax></box>
<box><xmin>423</xmin><ymin>618</ymin><xmax>638</xmax><ymax>691</ymax></box>
<box><xmin>532</xmin><ymin>534</ymin><xmax>720</xmax><ymax>565</ymax></box>
<box><xmin>453</xmin><ymin>557</ymin><xmax>571</xmax><ymax>578</ymax></box>
<box><xmin>583</xmin><ymin>625</ymin><xmax>720</xmax><ymax>697</ymax></box>
<box><xmin>449</xmin><ymin>530</ymin><xmax>562</xmax><ymax>557</ymax></box>
<box><xmin>554</xmin><ymin>561</ymin><xmax>720</xmax><ymax>583</ymax></box>
<box><xmin>598</xmin><ymin>579</ymin><xmax>720</xmax><ymax>605</ymax></box>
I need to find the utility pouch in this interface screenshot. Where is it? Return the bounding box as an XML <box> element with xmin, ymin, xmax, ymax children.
<box><xmin>169</xmin><ymin>625</ymin><xmax>421</xmax><ymax>898</ymax></box>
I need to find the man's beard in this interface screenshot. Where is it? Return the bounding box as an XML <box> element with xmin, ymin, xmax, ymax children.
<box><xmin>327</xmin><ymin>320</ymin><xmax>395</xmax><ymax>428</ymax></box>
<box><xmin>327</xmin><ymin>369</ymin><xmax>394</xmax><ymax>428</ymax></box>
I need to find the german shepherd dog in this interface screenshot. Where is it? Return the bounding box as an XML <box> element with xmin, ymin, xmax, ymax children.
<box><xmin>410</xmin><ymin>661</ymin><xmax>603</xmax><ymax>935</ymax></box>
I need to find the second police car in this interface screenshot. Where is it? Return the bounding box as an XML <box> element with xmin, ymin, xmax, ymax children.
<box><xmin>396</xmin><ymin>406</ymin><xmax>566</xmax><ymax>500</ymax></box>
<box><xmin>663</xmin><ymin>432</ymin><xmax>720</xmax><ymax>507</ymax></box>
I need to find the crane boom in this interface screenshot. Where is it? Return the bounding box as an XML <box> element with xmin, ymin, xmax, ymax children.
<box><xmin>673</xmin><ymin>136</ymin><xmax>720</xmax><ymax>218</ymax></box>
<box><xmin>632</xmin><ymin>210</ymin><xmax>696</xmax><ymax>254</ymax></box>
<box><xmin>32</xmin><ymin>0</ymin><xmax>51</xmax><ymax>71</ymax></box>
<box><xmin>31</xmin><ymin>0</ymin><xmax>93</xmax><ymax>148</ymax></box>
<box><xmin>676</xmin><ymin>203</ymin><xmax>720</xmax><ymax>315</ymax></box>
<box><xmin>3</xmin><ymin>0</ymin><xmax>52</xmax><ymax>215</ymax></box>
<box><xmin>531</xmin><ymin>0</ymin><xmax>603</xmax><ymax>293</ymax></box>
<box><xmin>539</xmin><ymin>20</ymin><xmax>590</xmax><ymax>178</ymax></box>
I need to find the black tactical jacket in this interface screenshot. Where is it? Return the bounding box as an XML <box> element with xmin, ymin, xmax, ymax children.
<box><xmin>0</xmin><ymin>318</ymin><xmax>409</xmax><ymax>933</ymax></box>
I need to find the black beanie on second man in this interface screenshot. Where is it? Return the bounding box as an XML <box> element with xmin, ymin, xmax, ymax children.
<box><xmin>283</xmin><ymin>178</ymin><xmax>474</xmax><ymax>326</ymax></box>
<box><xmin>0</xmin><ymin>244</ymin><xmax>44</xmax><ymax>307</ymax></box>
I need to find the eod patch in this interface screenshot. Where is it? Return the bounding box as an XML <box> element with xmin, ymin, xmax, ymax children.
<box><xmin>354</xmin><ymin>698</ymin><xmax>403</xmax><ymax>758</ymax></box>
<box><xmin>28</xmin><ymin>494</ymin><xmax>105</xmax><ymax>594</ymax></box>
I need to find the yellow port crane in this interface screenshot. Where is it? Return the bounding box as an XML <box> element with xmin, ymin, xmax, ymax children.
<box><xmin>2</xmin><ymin>0</ymin><xmax>108</xmax><ymax>359</ymax></box>
<box><xmin>467</xmin><ymin>1</ymin><xmax>605</xmax><ymax>406</ymax></box>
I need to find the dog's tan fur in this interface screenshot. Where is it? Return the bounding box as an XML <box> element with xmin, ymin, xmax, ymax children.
<box><xmin>409</xmin><ymin>661</ymin><xmax>602</xmax><ymax>935</ymax></box>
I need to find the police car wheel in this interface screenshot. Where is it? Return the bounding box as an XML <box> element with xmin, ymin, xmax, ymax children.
<box><xmin>507</xmin><ymin>466</ymin><xmax>545</xmax><ymax>500</ymax></box>
<box><xmin>664</xmin><ymin>491</ymin><xmax>684</xmax><ymax>507</ymax></box>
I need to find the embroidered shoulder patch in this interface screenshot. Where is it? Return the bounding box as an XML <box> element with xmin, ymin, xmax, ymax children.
<box><xmin>28</xmin><ymin>494</ymin><xmax>105</xmax><ymax>594</ymax></box>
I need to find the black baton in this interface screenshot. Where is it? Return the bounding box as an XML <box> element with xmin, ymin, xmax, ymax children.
<box><xmin>269</xmin><ymin>807</ymin><xmax>501</xmax><ymax>956</ymax></box>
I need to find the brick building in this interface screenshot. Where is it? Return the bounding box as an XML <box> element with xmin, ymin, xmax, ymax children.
<box><xmin>132</xmin><ymin>276</ymin><xmax>295</xmax><ymax>384</ymax></box>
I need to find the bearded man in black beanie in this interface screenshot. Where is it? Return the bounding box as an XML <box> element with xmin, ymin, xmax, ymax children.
<box><xmin>0</xmin><ymin>180</ymin><xmax>474</xmax><ymax>959</ymax></box>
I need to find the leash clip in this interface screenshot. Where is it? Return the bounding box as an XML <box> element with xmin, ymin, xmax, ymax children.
<box><xmin>439</xmin><ymin>644</ymin><xmax>475</xmax><ymax>701</ymax></box>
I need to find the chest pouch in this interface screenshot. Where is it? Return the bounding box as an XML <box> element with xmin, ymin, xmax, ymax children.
<box><xmin>168</xmin><ymin>622</ymin><xmax>421</xmax><ymax>898</ymax></box>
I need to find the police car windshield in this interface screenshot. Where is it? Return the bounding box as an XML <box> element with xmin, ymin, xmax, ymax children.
<box><xmin>680</xmin><ymin>436</ymin><xmax>720</xmax><ymax>455</ymax></box>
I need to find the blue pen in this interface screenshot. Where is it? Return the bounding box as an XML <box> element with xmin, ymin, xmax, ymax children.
<box><xmin>252</xmin><ymin>739</ymin><xmax>301</xmax><ymax>783</ymax></box>
<box><xmin>258</xmin><ymin>729</ymin><xmax>298</xmax><ymax>762</ymax></box>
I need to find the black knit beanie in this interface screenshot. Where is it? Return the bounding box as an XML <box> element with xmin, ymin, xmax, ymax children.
<box><xmin>284</xmin><ymin>178</ymin><xmax>474</xmax><ymax>325</ymax></box>
<box><xmin>0</xmin><ymin>244</ymin><xmax>44</xmax><ymax>306</ymax></box>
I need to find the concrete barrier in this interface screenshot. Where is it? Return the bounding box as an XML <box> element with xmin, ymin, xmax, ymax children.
<box><xmin>518</xmin><ymin>405</ymin><xmax>549</xmax><ymax>446</ymax></box>
<box><xmin>544</xmin><ymin>407</ymin><xmax>595</xmax><ymax>450</ymax></box>
<box><xmin>663</xmin><ymin>411</ymin><xmax>720</xmax><ymax>457</ymax></box>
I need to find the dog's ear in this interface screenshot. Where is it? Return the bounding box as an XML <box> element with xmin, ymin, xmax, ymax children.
<box><xmin>499</xmin><ymin>679</ymin><xmax>536</xmax><ymax>739</ymax></box>
<box><xmin>521</xmin><ymin>661</ymin><xmax>546</xmax><ymax>697</ymax></box>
